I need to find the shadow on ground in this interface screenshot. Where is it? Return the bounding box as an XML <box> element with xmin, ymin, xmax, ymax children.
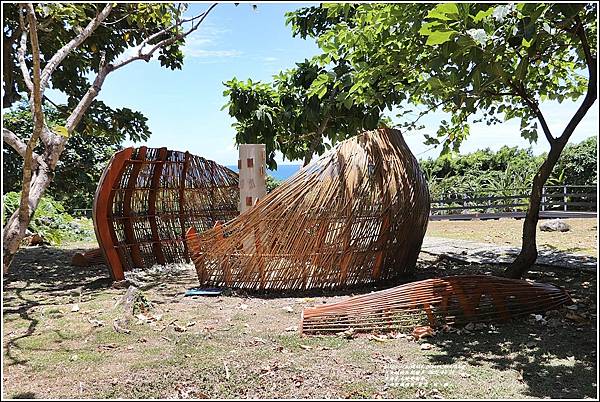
<box><xmin>3</xmin><ymin>245</ymin><xmax>112</xmax><ymax>367</ymax></box>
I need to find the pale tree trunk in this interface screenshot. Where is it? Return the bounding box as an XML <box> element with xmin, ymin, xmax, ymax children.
<box><xmin>2</xmin><ymin>3</ymin><xmax>218</xmax><ymax>273</ymax></box>
<box><xmin>505</xmin><ymin>17</ymin><xmax>597</xmax><ymax>278</ymax></box>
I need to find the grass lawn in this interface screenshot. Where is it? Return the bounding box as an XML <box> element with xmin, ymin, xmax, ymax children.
<box><xmin>426</xmin><ymin>218</ymin><xmax>598</xmax><ymax>257</ymax></box>
<box><xmin>2</xmin><ymin>241</ymin><xmax>597</xmax><ymax>399</ymax></box>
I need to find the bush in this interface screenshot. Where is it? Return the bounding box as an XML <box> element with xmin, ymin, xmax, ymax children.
<box><xmin>2</xmin><ymin>192</ymin><xmax>95</xmax><ymax>245</ymax></box>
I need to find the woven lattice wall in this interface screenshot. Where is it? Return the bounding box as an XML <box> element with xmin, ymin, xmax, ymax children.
<box><xmin>93</xmin><ymin>146</ymin><xmax>239</xmax><ymax>280</ymax></box>
<box><xmin>186</xmin><ymin>128</ymin><xmax>431</xmax><ymax>291</ymax></box>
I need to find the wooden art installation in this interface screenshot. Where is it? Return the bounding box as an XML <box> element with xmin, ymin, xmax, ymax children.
<box><xmin>93</xmin><ymin>146</ymin><xmax>239</xmax><ymax>280</ymax></box>
<box><xmin>186</xmin><ymin>128</ymin><xmax>430</xmax><ymax>291</ymax></box>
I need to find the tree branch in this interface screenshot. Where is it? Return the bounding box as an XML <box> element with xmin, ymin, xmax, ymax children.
<box><xmin>65</xmin><ymin>52</ymin><xmax>110</xmax><ymax>132</ymax></box>
<box><xmin>39</xmin><ymin>3</ymin><xmax>113</xmax><ymax>91</ymax></box>
<box><xmin>66</xmin><ymin>3</ymin><xmax>218</xmax><ymax>132</ymax></box>
<box><xmin>19</xmin><ymin>3</ymin><xmax>45</xmax><ymax>222</ymax></box>
<box><xmin>509</xmin><ymin>81</ymin><xmax>555</xmax><ymax>145</ymax></box>
<box><xmin>111</xmin><ymin>3</ymin><xmax>218</xmax><ymax>71</ymax></box>
<box><xmin>556</xmin><ymin>14</ymin><xmax>597</xmax><ymax>147</ymax></box>
<box><xmin>16</xmin><ymin>8</ymin><xmax>33</xmax><ymax>92</ymax></box>
<box><xmin>2</xmin><ymin>128</ymin><xmax>47</xmax><ymax>169</ymax></box>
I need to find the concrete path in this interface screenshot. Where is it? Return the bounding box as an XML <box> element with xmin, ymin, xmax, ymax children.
<box><xmin>421</xmin><ymin>237</ymin><xmax>597</xmax><ymax>271</ymax></box>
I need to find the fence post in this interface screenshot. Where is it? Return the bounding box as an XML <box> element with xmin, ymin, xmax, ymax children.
<box><xmin>541</xmin><ymin>187</ymin><xmax>546</xmax><ymax>212</ymax></box>
<box><xmin>563</xmin><ymin>185</ymin><xmax>568</xmax><ymax>212</ymax></box>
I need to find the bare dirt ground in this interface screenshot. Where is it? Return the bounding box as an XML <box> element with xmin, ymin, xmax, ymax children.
<box><xmin>2</xmin><ymin>242</ymin><xmax>597</xmax><ymax>399</ymax></box>
<box><xmin>427</xmin><ymin>218</ymin><xmax>598</xmax><ymax>257</ymax></box>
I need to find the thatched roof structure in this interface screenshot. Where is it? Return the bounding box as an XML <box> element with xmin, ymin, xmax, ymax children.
<box><xmin>186</xmin><ymin>128</ymin><xmax>430</xmax><ymax>291</ymax></box>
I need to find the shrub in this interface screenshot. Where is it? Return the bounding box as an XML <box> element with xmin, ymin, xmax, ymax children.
<box><xmin>2</xmin><ymin>192</ymin><xmax>94</xmax><ymax>245</ymax></box>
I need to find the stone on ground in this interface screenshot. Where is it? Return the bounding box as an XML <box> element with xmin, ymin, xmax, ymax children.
<box><xmin>539</xmin><ymin>219</ymin><xmax>571</xmax><ymax>232</ymax></box>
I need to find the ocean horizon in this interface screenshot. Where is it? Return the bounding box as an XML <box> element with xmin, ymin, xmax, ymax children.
<box><xmin>227</xmin><ymin>164</ymin><xmax>301</xmax><ymax>181</ymax></box>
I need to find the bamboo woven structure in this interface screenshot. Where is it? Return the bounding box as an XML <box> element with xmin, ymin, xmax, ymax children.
<box><xmin>93</xmin><ymin>146</ymin><xmax>239</xmax><ymax>280</ymax></box>
<box><xmin>186</xmin><ymin>128</ymin><xmax>430</xmax><ymax>291</ymax></box>
<box><xmin>300</xmin><ymin>275</ymin><xmax>572</xmax><ymax>334</ymax></box>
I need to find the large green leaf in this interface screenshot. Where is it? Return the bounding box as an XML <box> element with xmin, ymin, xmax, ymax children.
<box><xmin>425</xmin><ymin>30</ymin><xmax>456</xmax><ymax>46</ymax></box>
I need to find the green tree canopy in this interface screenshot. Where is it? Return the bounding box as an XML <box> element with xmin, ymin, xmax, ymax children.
<box><xmin>223</xmin><ymin>58</ymin><xmax>386</xmax><ymax>169</ymax></box>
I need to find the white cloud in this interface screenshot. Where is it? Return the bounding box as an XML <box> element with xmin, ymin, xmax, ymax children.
<box><xmin>181</xmin><ymin>22</ymin><xmax>241</xmax><ymax>60</ymax></box>
<box><xmin>114</xmin><ymin>21</ymin><xmax>241</xmax><ymax>64</ymax></box>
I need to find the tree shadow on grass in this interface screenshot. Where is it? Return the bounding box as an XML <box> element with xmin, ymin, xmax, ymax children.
<box><xmin>417</xmin><ymin>257</ymin><xmax>597</xmax><ymax>399</ymax></box>
<box><xmin>426</xmin><ymin>319</ymin><xmax>597</xmax><ymax>398</ymax></box>
<box><xmin>3</xmin><ymin>245</ymin><xmax>112</xmax><ymax>366</ymax></box>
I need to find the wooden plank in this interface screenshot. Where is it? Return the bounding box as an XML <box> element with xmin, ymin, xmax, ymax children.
<box><xmin>93</xmin><ymin>147</ymin><xmax>134</xmax><ymax>281</ymax></box>
<box><xmin>179</xmin><ymin>152</ymin><xmax>191</xmax><ymax>262</ymax></box>
<box><xmin>148</xmin><ymin>147</ymin><xmax>168</xmax><ymax>265</ymax></box>
<box><xmin>122</xmin><ymin>146</ymin><xmax>147</xmax><ymax>268</ymax></box>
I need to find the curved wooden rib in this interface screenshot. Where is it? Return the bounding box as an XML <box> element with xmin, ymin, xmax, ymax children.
<box><xmin>186</xmin><ymin>128</ymin><xmax>431</xmax><ymax>291</ymax></box>
<box><xmin>93</xmin><ymin>148</ymin><xmax>239</xmax><ymax>280</ymax></box>
<box><xmin>93</xmin><ymin>147</ymin><xmax>134</xmax><ymax>280</ymax></box>
<box><xmin>300</xmin><ymin>275</ymin><xmax>573</xmax><ymax>335</ymax></box>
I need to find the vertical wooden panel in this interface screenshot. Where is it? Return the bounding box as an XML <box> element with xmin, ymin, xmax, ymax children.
<box><xmin>123</xmin><ymin>146</ymin><xmax>147</xmax><ymax>268</ymax></box>
<box><xmin>92</xmin><ymin>147</ymin><xmax>134</xmax><ymax>281</ymax></box>
<box><xmin>148</xmin><ymin>147</ymin><xmax>168</xmax><ymax>265</ymax></box>
<box><xmin>179</xmin><ymin>152</ymin><xmax>191</xmax><ymax>262</ymax></box>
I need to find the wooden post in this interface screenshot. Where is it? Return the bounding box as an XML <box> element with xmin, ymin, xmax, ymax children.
<box><xmin>541</xmin><ymin>186</ymin><xmax>546</xmax><ymax>212</ymax></box>
<box><xmin>563</xmin><ymin>185</ymin><xmax>568</xmax><ymax>212</ymax></box>
<box><xmin>179</xmin><ymin>152</ymin><xmax>191</xmax><ymax>261</ymax></box>
<box><xmin>238</xmin><ymin>144</ymin><xmax>266</xmax><ymax>213</ymax></box>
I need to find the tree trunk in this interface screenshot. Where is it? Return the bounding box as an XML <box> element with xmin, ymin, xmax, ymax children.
<box><xmin>3</xmin><ymin>165</ymin><xmax>54</xmax><ymax>271</ymax></box>
<box><xmin>3</xmin><ymin>136</ymin><xmax>65</xmax><ymax>272</ymax></box>
<box><xmin>303</xmin><ymin>117</ymin><xmax>330</xmax><ymax>167</ymax></box>
<box><xmin>504</xmin><ymin>144</ymin><xmax>564</xmax><ymax>278</ymax></box>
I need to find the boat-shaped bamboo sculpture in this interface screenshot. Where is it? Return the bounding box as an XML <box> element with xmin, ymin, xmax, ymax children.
<box><xmin>186</xmin><ymin>128</ymin><xmax>430</xmax><ymax>291</ymax></box>
<box><xmin>300</xmin><ymin>275</ymin><xmax>572</xmax><ymax>334</ymax></box>
<box><xmin>93</xmin><ymin>146</ymin><xmax>239</xmax><ymax>280</ymax></box>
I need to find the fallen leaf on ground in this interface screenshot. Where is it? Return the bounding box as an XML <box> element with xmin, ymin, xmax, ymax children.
<box><xmin>412</xmin><ymin>326</ymin><xmax>434</xmax><ymax>340</ymax></box>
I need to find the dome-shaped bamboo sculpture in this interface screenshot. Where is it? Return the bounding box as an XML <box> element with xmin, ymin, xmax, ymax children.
<box><xmin>186</xmin><ymin>128</ymin><xmax>430</xmax><ymax>291</ymax></box>
<box><xmin>93</xmin><ymin>146</ymin><xmax>239</xmax><ymax>280</ymax></box>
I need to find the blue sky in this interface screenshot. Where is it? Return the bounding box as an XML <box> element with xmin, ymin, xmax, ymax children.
<box><xmin>60</xmin><ymin>2</ymin><xmax>598</xmax><ymax>166</ymax></box>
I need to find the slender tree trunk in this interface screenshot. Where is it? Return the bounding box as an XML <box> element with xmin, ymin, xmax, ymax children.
<box><xmin>303</xmin><ymin>116</ymin><xmax>330</xmax><ymax>166</ymax></box>
<box><xmin>505</xmin><ymin>22</ymin><xmax>597</xmax><ymax>278</ymax></box>
<box><xmin>504</xmin><ymin>143</ymin><xmax>565</xmax><ymax>278</ymax></box>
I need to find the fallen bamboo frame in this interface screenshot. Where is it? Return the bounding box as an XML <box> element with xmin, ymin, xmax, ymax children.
<box><xmin>93</xmin><ymin>147</ymin><xmax>239</xmax><ymax>280</ymax></box>
<box><xmin>186</xmin><ymin>128</ymin><xmax>430</xmax><ymax>291</ymax></box>
<box><xmin>300</xmin><ymin>275</ymin><xmax>573</xmax><ymax>334</ymax></box>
